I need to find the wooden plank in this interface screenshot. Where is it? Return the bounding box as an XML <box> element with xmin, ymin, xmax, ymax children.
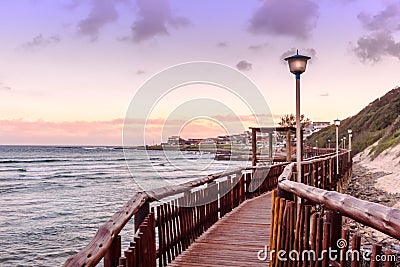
<box><xmin>170</xmin><ymin>193</ymin><xmax>272</xmax><ymax>267</ymax></box>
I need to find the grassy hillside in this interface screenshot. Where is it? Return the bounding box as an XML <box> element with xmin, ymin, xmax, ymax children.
<box><xmin>306</xmin><ymin>87</ymin><xmax>400</xmax><ymax>156</ymax></box>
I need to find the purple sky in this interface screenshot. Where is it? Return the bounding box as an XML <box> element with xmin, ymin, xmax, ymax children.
<box><xmin>0</xmin><ymin>0</ymin><xmax>399</xmax><ymax>145</ymax></box>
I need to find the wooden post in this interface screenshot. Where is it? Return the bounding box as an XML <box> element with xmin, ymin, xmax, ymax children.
<box><xmin>322</xmin><ymin>222</ymin><xmax>331</xmax><ymax>267</ymax></box>
<box><xmin>269</xmin><ymin>132</ymin><xmax>273</xmax><ymax>160</ymax></box>
<box><xmin>300</xmin><ymin>129</ymin><xmax>304</xmax><ymax>161</ymax></box>
<box><xmin>286</xmin><ymin>129</ymin><xmax>292</xmax><ymax>162</ymax></box>
<box><xmin>270</xmin><ymin>194</ymin><xmax>280</xmax><ymax>267</ymax></box>
<box><xmin>370</xmin><ymin>244</ymin><xmax>382</xmax><ymax>267</ymax></box>
<box><xmin>350</xmin><ymin>235</ymin><xmax>361</xmax><ymax>267</ymax></box>
<box><xmin>327</xmin><ymin>211</ymin><xmax>342</xmax><ymax>261</ymax></box>
<box><xmin>340</xmin><ymin>229</ymin><xmax>349</xmax><ymax>267</ymax></box>
<box><xmin>302</xmin><ymin>206</ymin><xmax>311</xmax><ymax>267</ymax></box>
<box><xmin>126</xmin><ymin>248</ymin><xmax>135</xmax><ymax>267</ymax></box>
<box><xmin>309</xmin><ymin>212</ymin><xmax>317</xmax><ymax>267</ymax></box>
<box><xmin>252</xmin><ymin>128</ymin><xmax>257</xmax><ymax>166</ymax></box>
<box><xmin>384</xmin><ymin>250</ymin><xmax>396</xmax><ymax>267</ymax></box>
<box><xmin>119</xmin><ymin>256</ymin><xmax>127</xmax><ymax>267</ymax></box>
<box><xmin>104</xmin><ymin>235</ymin><xmax>121</xmax><ymax>267</ymax></box>
<box><xmin>135</xmin><ymin>201</ymin><xmax>150</xmax><ymax>232</ymax></box>
<box><xmin>315</xmin><ymin>217</ymin><xmax>323</xmax><ymax>267</ymax></box>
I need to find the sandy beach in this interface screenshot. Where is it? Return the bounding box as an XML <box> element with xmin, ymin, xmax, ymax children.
<box><xmin>345</xmin><ymin>144</ymin><xmax>400</xmax><ymax>254</ymax></box>
<box><xmin>353</xmin><ymin>143</ymin><xmax>400</xmax><ymax>194</ymax></box>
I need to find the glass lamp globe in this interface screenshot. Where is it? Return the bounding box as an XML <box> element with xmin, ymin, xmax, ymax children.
<box><xmin>284</xmin><ymin>50</ymin><xmax>311</xmax><ymax>75</ymax></box>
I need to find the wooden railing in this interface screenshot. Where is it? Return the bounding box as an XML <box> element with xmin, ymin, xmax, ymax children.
<box><xmin>270</xmin><ymin>151</ymin><xmax>399</xmax><ymax>267</ymax></box>
<box><xmin>64</xmin><ymin>162</ymin><xmax>287</xmax><ymax>267</ymax></box>
<box><xmin>64</xmin><ymin>149</ymin><xmax>374</xmax><ymax>267</ymax></box>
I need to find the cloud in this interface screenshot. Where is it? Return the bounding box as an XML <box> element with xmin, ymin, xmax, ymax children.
<box><xmin>128</xmin><ymin>0</ymin><xmax>190</xmax><ymax>42</ymax></box>
<box><xmin>248</xmin><ymin>43</ymin><xmax>268</xmax><ymax>52</ymax></box>
<box><xmin>21</xmin><ymin>34</ymin><xmax>60</xmax><ymax>51</ymax></box>
<box><xmin>0</xmin><ymin>83</ymin><xmax>12</xmax><ymax>91</ymax></box>
<box><xmin>236</xmin><ymin>60</ymin><xmax>252</xmax><ymax>71</ymax></box>
<box><xmin>354</xmin><ymin>2</ymin><xmax>400</xmax><ymax>63</ymax></box>
<box><xmin>0</xmin><ymin>118</ymin><xmax>124</xmax><ymax>145</ymax></box>
<box><xmin>331</xmin><ymin>0</ymin><xmax>357</xmax><ymax>4</ymax></box>
<box><xmin>357</xmin><ymin>3</ymin><xmax>400</xmax><ymax>32</ymax></box>
<box><xmin>77</xmin><ymin>0</ymin><xmax>120</xmax><ymax>40</ymax></box>
<box><xmin>217</xmin><ymin>42</ymin><xmax>228</xmax><ymax>47</ymax></box>
<box><xmin>280</xmin><ymin>48</ymin><xmax>317</xmax><ymax>63</ymax></box>
<box><xmin>248</xmin><ymin>0</ymin><xmax>319</xmax><ymax>39</ymax></box>
<box><xmin>354</xmin><ymin>31</ymin><xmax>400</xmax><ymax>63</ymax></box>
<box><xmin>136</xmin><ymin>69</ymin><xmax>145</xmax><ymax>75</ymax></box>
<box><xmin>64</xmin><ymin>0</ymin><xmax>83</xmax><ymax>10</ymax></box>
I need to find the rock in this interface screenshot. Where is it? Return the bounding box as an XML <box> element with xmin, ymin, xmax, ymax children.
<box><xmin>378</xmin><ymin>196</ymin><xmax>390</xmax><ymax>203</ymax></box>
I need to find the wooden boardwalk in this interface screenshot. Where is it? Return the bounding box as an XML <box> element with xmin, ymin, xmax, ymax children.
<box><xmin>169</xmin><ymin>193</ymin><xmax>272</xmax><ymax>267</ymax></box>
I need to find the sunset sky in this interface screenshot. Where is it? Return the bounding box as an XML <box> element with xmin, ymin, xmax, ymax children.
<box><xmin>1</xmin><ymin>0</ymin><xmax>399</xmax><ymax>145</ymax></box>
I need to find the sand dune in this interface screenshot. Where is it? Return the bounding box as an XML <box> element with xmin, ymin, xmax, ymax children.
<box><xmin>353</xmin><ymin>142</ymin><xmax>400</xmax><ymax>194</ymax></box>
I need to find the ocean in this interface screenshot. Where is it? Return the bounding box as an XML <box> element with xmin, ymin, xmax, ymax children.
<box><xmin>0</xmin><ymin>146</ymin><xmax>248</xmax><ymax>266</ymax></box>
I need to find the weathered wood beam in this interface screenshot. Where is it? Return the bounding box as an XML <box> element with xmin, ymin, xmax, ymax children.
<box><xmin>278</xmin><ymin>179</ymin><xmax>400</xmax><ymax>240</ymax></box>
<box><xmin>64</xmin><ymin>192</ymin><xmax>148</xmax><ymax>267</ymax></box>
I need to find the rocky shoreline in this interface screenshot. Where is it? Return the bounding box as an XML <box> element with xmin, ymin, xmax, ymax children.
<box><xmin>343</xmin><ymin>163</ymin><xmax>400</xmax><ymax>258</ymax></box>
<box><xmin>345</xmin><ymin>163</ymin><xmax>400</xmax><ymax>207</ymax></box>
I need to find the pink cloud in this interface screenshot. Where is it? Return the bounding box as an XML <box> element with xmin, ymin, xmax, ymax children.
<box><xmin>1</xmin><ymin>113</ymin><xmax>284</xmax><ymax>145</ymax></box>
<box><xmin>0</xmin><ymin>119</ymin><xmax>123</xmax><ymax>145</ymax></box>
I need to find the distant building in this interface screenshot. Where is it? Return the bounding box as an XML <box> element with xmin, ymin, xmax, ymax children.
<box><xmin>200</xmin><ymin>138</ymin><xmax>217</xmax><ymax>144</ymax></box>
<box><xmin>304</xmin><ymin>121</ymin><xmax>331</xmax><ymax>137</ymax></box>
<box><xmin>313</xmin><ymin>122</ymin><xmax>330</xmax><ymax>131</ymax></box>
<box><xmin>167</xmin><ymin>136</ymin><xmax>186</xmax><ymax>145</ymax></box>
<box><xmin>166</xmin><ymin>131</ymin><xmax>252</xmax><ymax>147</ymax></box>
<box><xmin>186</xmin><ymin>138</ymin><xmax>204</xmax><ymax>145</ymax></box>
<box><xmin>217</xmin><ymin>135</ymin><xmax>231</xmax><ymax>145</ymax></box>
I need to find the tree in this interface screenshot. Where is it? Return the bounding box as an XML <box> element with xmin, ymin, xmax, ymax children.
<box><xmin>279</xmin><ymin>114</ymin><xmax>311</xmax><ymax>128</ymax></box>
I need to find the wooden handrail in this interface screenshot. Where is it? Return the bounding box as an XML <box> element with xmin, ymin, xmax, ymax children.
<box><xmin>64</xmin><ymin>192</ymin><xmax>148</xmax><ymax>267</ymax></box>
<box><xmin>302</xmin><ymin>150</ymin><xmax>346</xmax><ymax>164</ymax></box>
<box><xmin>65</xmin><ymin>149</ymin><xmax>360</xmax><ymax>267</ymax></box>
<box><xmin>278</xmin><ymin>179</ymin><xmax>400</xmax><ymax>240</ymax></box>
<box><xmin>277</xmin><ymin>154</ymin><xmax>400</xmax><ymax>240</ymax></box>
<box><xmin>146</xmin><ymin>167</ymin><xmax>244</xmax><ymax>200</ymax></box>
<box><xmin>65</xmin><ymin>163</ymin><xmax>287</xmax><ymax>267</ymax></box>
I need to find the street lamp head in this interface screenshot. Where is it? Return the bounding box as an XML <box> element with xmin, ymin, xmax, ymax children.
<box><xmin>348</xmin><ymin>129</ymin><xmax>352</xmax><ymax>134</ymax></box>
<box><xmin>284</xmin><ymin>50</ymin><xmax>311</xmax><ymax>77</ymax></box>
<box><xmin>334</xmin><ymin>119</ymin><xmax>341</xmax><ymax>126</ymax></box>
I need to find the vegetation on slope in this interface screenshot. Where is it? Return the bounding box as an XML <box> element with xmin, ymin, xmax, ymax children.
<box><xmin>369</xmin><ymin>115</ymin><xmax>400</xmax><ymax>158</ymax></box>
<box><xmin>306</xmin><ymin>87</ymin><xmax>400</xmax><ymax>156</ymax></box>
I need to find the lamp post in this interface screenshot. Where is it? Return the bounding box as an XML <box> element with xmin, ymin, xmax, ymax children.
<box><xmin>316</xmin><ymin>140</ymin><xmax>318</xmax><ymax>148</ymax></box>
<box><xmin>348</xmin><ymin>129</ymin><xmax>352</xmax><ymax>161</ymax></box>
<box><xmin>284</xmin><ymin>50</ymin><xmax>311</xmax><ymax>183</ymax></box>
<box><xmin>343</xmin><ymin>136</ymin><xmax>346</xmax><ymax>150</ymax></box>
<box><xmin>328</xmin><ymin>139</ymin><xmax>331</xmax><ymax>149</ymax></box>
<box><xmin>334</xmin><ymin>119</ymin><xmax>340</xmax><ymax>174</ymax></box>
